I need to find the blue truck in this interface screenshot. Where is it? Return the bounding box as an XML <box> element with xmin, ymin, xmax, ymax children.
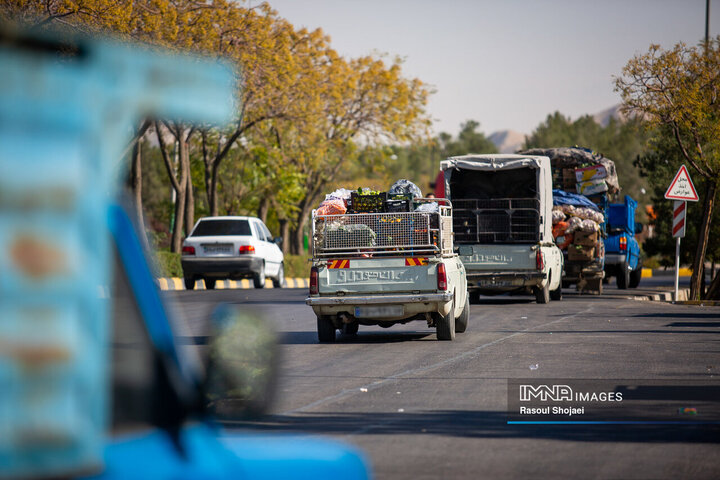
<box><xmin>604</xmin><ymin>195</ymin><xmax>643</xmax><ymax>289</ymax></box>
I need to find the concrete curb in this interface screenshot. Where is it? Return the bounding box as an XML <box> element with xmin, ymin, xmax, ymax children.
<box><xmin>158</xmin><ymin>277</ymin><xmax>309</xmax><ymax>290</ymax></box>
<box><xmin>641</xmin><ymin>268</ymin><xmax>693</xmax><ymax>278</ymax></box>
<box><xmin>633</xmin><ymin>287</ymin><xmax>691</xmax><ymax>303</ymax></box>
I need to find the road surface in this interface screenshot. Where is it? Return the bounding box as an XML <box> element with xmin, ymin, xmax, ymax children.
<box><xmin>166</xmin><ymin>283</ymin><xmax>720</xmax><ymax>479</ymax></box>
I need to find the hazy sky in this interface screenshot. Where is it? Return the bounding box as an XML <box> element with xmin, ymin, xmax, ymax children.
<box><xmin>265</xmin><ymin>0</ymin><xmax>719</xmax><ymax>136</ymax></box>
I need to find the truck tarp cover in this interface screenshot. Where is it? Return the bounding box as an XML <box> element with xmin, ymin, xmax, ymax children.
<box><xmin>440</xmin><ymin>155</ymin><xmax>553</xmax><ymax>243</ymax></box>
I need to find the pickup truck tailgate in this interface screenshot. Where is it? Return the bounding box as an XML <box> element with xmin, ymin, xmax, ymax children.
<box><xmin>459</xmin><ymin>245</ymin><xmax>536</xmax><ymax>271</ymax></box>
<box><xmin>319</xmin><ymin>257</ymin><xmax>438</xmax><ymax>294</ymax></box>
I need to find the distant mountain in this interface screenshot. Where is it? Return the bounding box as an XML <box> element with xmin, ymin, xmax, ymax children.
<box><xmin>488</xmin><ymin>130</ymin><xmax>526</xmax><ymax>154</ymax></box>
<box><xmin>592</xmin><ymin>104</ymin><xmax>627</xmax><ymax>126</ymax></box>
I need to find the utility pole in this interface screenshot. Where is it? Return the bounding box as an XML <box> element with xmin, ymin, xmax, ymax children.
<box><xmin>706</xmin><ymin>0</ymin><xmax>711</xmax><ymax>47</ymax></box>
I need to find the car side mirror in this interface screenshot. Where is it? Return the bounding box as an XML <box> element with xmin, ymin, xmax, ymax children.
<box><xmin>203</xmin><ymin>305</ymin><xmax>279</xmax><ymax>419</ymax></box>
<box><xmin>458</xmin><ymin>245</ymin><xmax>473</xmax><ymax>257</ymax></box>
<box><xmin>273</xmin><ymin>236</ymin><xmax>283</xmax><ymax>246</ymax></box>
<box><xmin>634</xmin><ymin>222</ymin><xmax>643</xmax><ymax>234</ymax></box>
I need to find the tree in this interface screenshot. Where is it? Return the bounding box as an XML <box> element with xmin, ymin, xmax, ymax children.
<box><xmin>438</xmin><ymin>120</ymin><xmax>497</xmax><ymax>157</ymax></box>
<box><xmin>616</xmin><ymin>39</ymin><xmax>720</xmax><ymax>300</ymax></box>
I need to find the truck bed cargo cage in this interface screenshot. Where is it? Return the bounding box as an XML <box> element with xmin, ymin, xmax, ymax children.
<box><xmin>453</xmin><ymin>198</ymin><xmax>540</xmax><ymax>244</ymax></box>
<box><xmin>311</xmin><ymin>200</ymin><xmax>454</xmax><ymax>258</ymax></box>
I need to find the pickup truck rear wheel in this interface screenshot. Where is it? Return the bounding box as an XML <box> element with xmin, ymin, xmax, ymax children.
<box><xmin>204</xmin><ymin>278</ymin><xmax>216</xmax><ymax>290</ymax></box>
<box><xmin>455</xmin><ymin>295</ymin><xmax>470</xmax><ymax>333</ymax></box>
<box><xmin>617</xmin><ymin>263</ymin><xmax>629</xmax><ymax>289</ymax></box>
<box><xmin>317</xmin><ymin>315</ymin><xmax>336</xmax><ymax>343</ymax></box>
<box><xmin>535</xmin><ymin>283</ymin><xmax>550</xmax><ymax>304</ymax></box>
<box><xmin>184</xmin><ymin>277</ymin><xmax>195</xmax><ymax>290</ymax></box>
<box><xmin>435</xmin><ymin>300</ymin><xmax>456</xmax><ymax>341</ymax></box>
<box><xmin>550</xmin><ymin>283</ymin><xmax>562</xmax><ymax>301</ymax></box>
<box><xmin>343</xmin><ymin>322</ymin><xmax>359</xmax><ymax>335</ymax></box>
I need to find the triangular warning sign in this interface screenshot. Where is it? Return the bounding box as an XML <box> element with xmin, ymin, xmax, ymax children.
<box><xmin>664</xmin><ymin>165</ymin><xmax>699</xmax><ymax>201</ymax></box>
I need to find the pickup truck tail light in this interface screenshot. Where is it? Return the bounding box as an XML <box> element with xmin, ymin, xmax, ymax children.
<box><xmin>182</xmin><ymin>246</ymin><xmax>195</xmax><ymax>255</ymax></box>
<box><xmin>536</xmin><ymin>250</ymin><xmax>545</xmax><ymax>271</ymax></box>
<box><xmin>310</xmin><ymin>266</ymin><xmax>319</xmax><ymax>295</ymax></box>
<box><xmin>619</xmin><ymin>236</ymin><xmax>627</xmax><ymax>251</ymax></box>
<box><xmin>238</xmin><ymin>245</ymin><xmax>255</xmax><ymax>254</ymax></box>
<box><xmin>437</xmin><ymin>263</ymin><xmax>448</xmax><ymax>291</ymax></box>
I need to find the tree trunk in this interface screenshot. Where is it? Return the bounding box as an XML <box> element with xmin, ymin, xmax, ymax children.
<box><xmin>258</xmin><ymin>196</ymin><xmax>270</xmax><ymax>223</ymax></box>
<box><xmin>129</xmin><ymin>139</ymin><xmax>144</xmax><ymax>227</ymax></box>
<box><xmin>279</xmin><ymin>218</ymin><xmax>290</xmax><ymax>255</ymax></box>
<box><xmin>171</xmin><ymin>184</ymin><xmax>186</xmax><ymax>253</ymax></box>
<box><xmin>183</xmin><ymin>142</ymin><xmax>195</xmax><ymax>235</ymax></box>
<box><xmin>706</xmin><ymin>269</ymin><xmax>720</xmax><ymax>300</ymax></box>
<box><xmin>690</xmin><ymin>180</ymin><xmax>717</xmax><ymax>300</ymax></box>
<box><xmin>292</xmin><ymin>196</ymin><xmax>315</xmax><ymax>255</ymax></box>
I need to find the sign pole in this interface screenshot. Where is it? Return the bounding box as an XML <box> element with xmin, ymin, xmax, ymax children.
<box><xmin>675</xmin><ymin>235</ymin><xmax>681</xmax><ymax>302</ymax></box>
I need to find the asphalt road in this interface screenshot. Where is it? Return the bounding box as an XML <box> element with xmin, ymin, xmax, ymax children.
<box><xmin>166</xmin><ymin>281</ymin><xmax>720</xmax><ymax>480</ymax></box>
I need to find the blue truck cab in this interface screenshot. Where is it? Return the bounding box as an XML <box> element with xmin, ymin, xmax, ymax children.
<box><xmin>604</xmin><ymin>195</ymin><xmax>643</xmax><ymax>289</ymax></box>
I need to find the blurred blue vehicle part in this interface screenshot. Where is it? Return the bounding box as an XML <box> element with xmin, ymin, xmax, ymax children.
<box><xmin>604</xmin><ymin>195</ymin><xmax>643</xmax><ymax>289</ymax></box>
<box><xmin>0</xmin><ymin>27</ymin><xmax>369</xmax><ymax>479</ymax></box>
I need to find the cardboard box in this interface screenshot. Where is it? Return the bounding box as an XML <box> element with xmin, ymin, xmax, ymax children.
<box><xmin>576</xmin><ymin>179</ymin><xmax>608</xmax><ymax>196</ymax></box>
<box><xmin>573</xmin><ymin>230</ymin><xmax>598</xmax><ymax>246</ymax></box>
<box><xmin>575</xmin><ymin>164</ymin><xmax>608</xmax><ymax>183</ymax></box>
<box><xmin>568</xmin><ymin>244</ymin><xmax>595</xmax><ymax>262</ymax></box>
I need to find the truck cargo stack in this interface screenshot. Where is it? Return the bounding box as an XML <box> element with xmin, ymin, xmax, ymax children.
<box><xmin>306</xmin><ymin>180</ymin><xmax>469</xmax><ymax>342</ymax></box>
<box><xmin>520</xmin><ymin>147</ymin><xmax>621</xmax><ymax>294</ymax></box>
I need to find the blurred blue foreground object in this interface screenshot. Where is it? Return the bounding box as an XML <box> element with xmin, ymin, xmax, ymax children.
<box><xmin>0</xmin><ymin>27</ymin><xmax>369</xmax><ymax>480</ymax></box>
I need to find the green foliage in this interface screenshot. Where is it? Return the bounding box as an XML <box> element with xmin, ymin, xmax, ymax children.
<box><xmin>153</xmin><ymin>251</ymin><xmax>183</xmax><ymax>278</ymax></box>
<box><xmin>283</xmin><ymin>254</ymin><xmax>311</xmax><ymax>278</ymax></box>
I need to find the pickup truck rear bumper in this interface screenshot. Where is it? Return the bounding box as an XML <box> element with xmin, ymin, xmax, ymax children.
<box><xmin>306</xmin><ymin>292</ymin><xmax>453</xmax><ymax>306</ymax></box>
<box><xmin>466</xmin><ymin>271</ymin><xmax>545</xmax><ymax>290</ymax></box>
<box><xmin>604</xmin><ymin>253</ymin><xmax>627</xmax><ymax>266</ymax></box>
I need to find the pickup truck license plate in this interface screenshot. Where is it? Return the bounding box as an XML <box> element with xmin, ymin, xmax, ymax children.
<box><xmin>479</xmin><ymin>279</ymin><xmax>512</xmax><ymax>287</ymax></box>
<box><xmin>354</xmin><ymin>305</ymin><xmax>403</xmax><ymax>318</ymax></box>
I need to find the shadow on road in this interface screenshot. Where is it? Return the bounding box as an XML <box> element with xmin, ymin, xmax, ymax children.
<box><xmin>280</xmin><ymin>331</ymin><xmax>434</xmax><ymax>345</ymax></box>
<box><xmin>223</xmin><ymin>409</ymin><xmax>720</xmax><ymax>443</ymax></box>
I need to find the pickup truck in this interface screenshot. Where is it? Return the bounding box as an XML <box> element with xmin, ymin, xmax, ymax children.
<box><xmin>440</xmin><ymin>154</ymin><xmax>564</xmax><ymax>304</ymax></box>
<box><xmin>306</xmin><ymin>199</ymin><xmax>469</xmax><ymax>341</ymax></box>
<box><xmin>604</xmin><ymin>195</ymin><xmax>643</xmax><ymax>288</ymax></box>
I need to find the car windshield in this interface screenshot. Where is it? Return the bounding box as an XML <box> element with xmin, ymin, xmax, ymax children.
<box><xmin>191</xmin><ymin>219</ymin><xmax>251</xmax><ymax>237</ymax></box>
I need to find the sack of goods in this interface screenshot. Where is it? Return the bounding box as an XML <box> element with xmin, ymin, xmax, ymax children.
<box><xmin>316</xmin><ymin>199</ymin><xmax>347</xmax><ymax>216</ymax></box>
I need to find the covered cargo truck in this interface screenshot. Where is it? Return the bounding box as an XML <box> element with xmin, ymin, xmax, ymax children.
<box><xmin>440</xmin><ymin>154</ymin><xmax>564</xmax><ymax>304</ymax></box>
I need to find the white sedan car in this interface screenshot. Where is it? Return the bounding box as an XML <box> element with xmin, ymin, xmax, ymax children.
<box><xmin>181</xmin><ymin>216</ymin><xmax>285</xmax><ymax>290</ymax></box>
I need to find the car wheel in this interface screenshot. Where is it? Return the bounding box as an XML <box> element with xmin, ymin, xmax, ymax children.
<box><xmin>455</xmin><ymin>294</ymin><xmax>470</xmax><ymax>333</ymax></box>
<box><xmin>535</xmin><ymin>283</ymin><xmax>550</xmax><ymax>304</ymax></box>
<box><xmin>617</xmin><ymin>263</ymin><xmax>629</xmax><ymax>289</ymax></box>
<box><xmin>317</xmin><ymin>315</ymin><xmax>336</xmax><ymax>343</ymax></box>
<box><xmin>435</xmin><ymin>299</ymin><xmax>456</xmax><ymax>341</ymax></box>
<box><xmin>629</xmin><ymin>264</ymin><xmax>642</xmax><ymax>288</ymax></box>
<box><xmin>272</xmin><ymin>263</ymin><xmax>286</xmax><ymax>288</ymax></box>
<box><xmin>253</xmin><ymin>264</ymin><xmax>266</xmax><ymax>289</ymax></box>
<box><xmin>343</xmin><ymin>322</ymin><xmax>359</xmax><ymax>335</ymax></box>
<box><xmin>204</xmin><ymin>278</ymin><xmax>216</xmax><ymax>290</ymax></box>
<box><xmin>184</xmin><ymin>277</ymin><xmax>195</xmax><ymax>290</ymax></box>
<box><xmin>550</xmin><ymin>282</ymin><xmax>562</xmax><ymax>301</ymax></box>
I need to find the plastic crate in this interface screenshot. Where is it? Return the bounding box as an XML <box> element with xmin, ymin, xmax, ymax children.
<box><xmin>348</xmin><ymin>192</ymin><xmax>387</xmax><ymax>213</ymax></box>
<box><xmin>385</xmin><ymin>198</ymin><xmax>411</xmax><ymax>212</ymax></box>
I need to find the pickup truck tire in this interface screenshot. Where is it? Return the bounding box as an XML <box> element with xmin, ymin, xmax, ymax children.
<box><xmin>455</xmin><ymin>295</ymin><xmax>470</xmax><ymax>333</ymax></box>
<box><xmin>184</xmin><ymin>277</ymin><xmax>195</xmax><ymax>290</ymax></box>
<box><xmin>535</xmin><ymin>283</ymin><xmax>550</xmax><ymax>304</ymax></box>
<box><xmin>550</xmin><ymin>283</ymin><xmax>562</xmax><ymax>301</ymax></box>
<box><xmin>204</xmin><ymin>278</ymin><xmax>216</xmax><ymax>290</ymax></box>
<box><xmin>629</xmin><ymin>265</ymin><xmax>642</xmax><ymax>288</ymax></box>
<box><xmin>435</xmin><ymin>301</ymin><xmax>456</xmax><ymax>341</ymax></box>
<box><xmin>617</xmin><ymin>263</ymin><xmax>629</xmax><ymax>289</ymax></box>
<box><xmin>317</xmin><ymin>315</ymin><xmax>336</xmax><ymax>343</ymax></box>
<box><xmin>343</xmin><ymin>322</ymin><xmax>359</xmax><ymax>335</ymax></box>
<box><xmin>253</xmin><ymin>264</ymin><xmax>266</xmax><ymax>289</ymax></box>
